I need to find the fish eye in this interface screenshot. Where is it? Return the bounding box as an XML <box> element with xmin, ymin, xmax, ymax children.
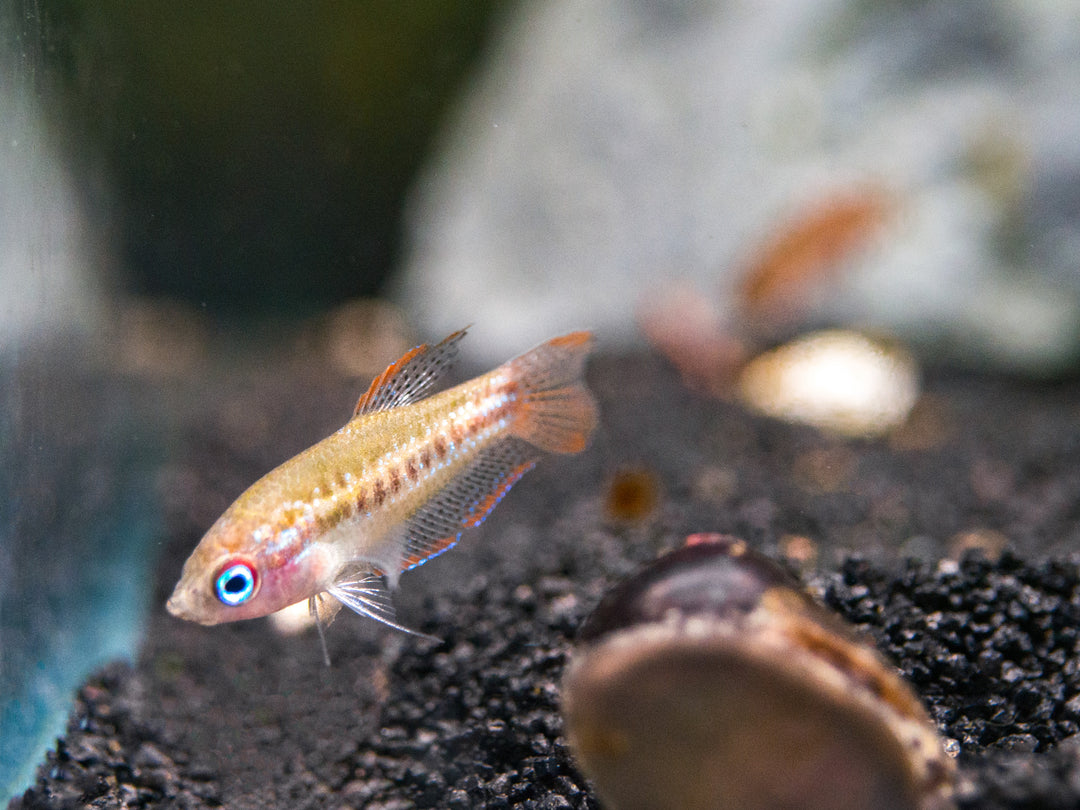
<box><xmin>214</xmin><ymin>561</ymin><xmax>257</xmax><ymax>606</ymax></box>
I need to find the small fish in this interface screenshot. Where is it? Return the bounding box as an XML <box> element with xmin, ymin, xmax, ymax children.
<box><xmin>167</xmin><ymin>329</ymin><xmax>598</xmax><ymax>651</ymax></box>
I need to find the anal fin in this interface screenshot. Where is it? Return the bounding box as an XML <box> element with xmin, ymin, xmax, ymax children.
<box><xmin>462</xmin><ymin>459</ymin><xmax>536</xmax><ymax>529</ymax></box>
<box><xmin>400</xmin><ymin>438</ymin><xmax>537</xmax><ymax>573</ymax></box>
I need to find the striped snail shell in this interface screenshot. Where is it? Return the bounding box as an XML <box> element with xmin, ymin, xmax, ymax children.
<box><xmin>562</xmin><ymin>534</ymin><xmax>956</xmax><ymax>810</ymax></box>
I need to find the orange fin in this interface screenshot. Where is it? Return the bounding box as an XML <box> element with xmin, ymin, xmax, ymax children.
<box><xmin>399</xmin><ymin>536</ymin><xmax>459</xmax><ymax>572</ymax></box>
<box><xmin>353</xmin><ymin>328</ymin><xmax>468</xmax><ymax>417</ymax></box>
<box><xmin>505</xmin><ymin>331</ymin><xmax>598</xmax><ymax>454</ymax></box>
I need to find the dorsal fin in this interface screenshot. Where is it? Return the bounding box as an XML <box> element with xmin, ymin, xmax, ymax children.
<box><xmin>352</xmin><ymin>328</ymin><xmax>468</xmax><ymax>417</ymax></box>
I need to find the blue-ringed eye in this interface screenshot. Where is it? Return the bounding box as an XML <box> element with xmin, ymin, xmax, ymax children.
<box><xmin>215</xmin><ymin>561</ymin><xmax>257</xmax><ymax>606</ymax></box>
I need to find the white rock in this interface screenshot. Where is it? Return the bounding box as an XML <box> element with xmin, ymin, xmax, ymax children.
<box><xmin>398</xmin><ymin>0</ymin><xmax>1080</xmax><ymax>373</ymax></box>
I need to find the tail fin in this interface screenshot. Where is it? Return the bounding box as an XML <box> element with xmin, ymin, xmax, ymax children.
<box><xmin>505</xmin><ymin>331</ymin><xmax>599</xmax><ymax>454</ymax></box>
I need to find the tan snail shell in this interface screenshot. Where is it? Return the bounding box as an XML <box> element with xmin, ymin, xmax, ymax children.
<box><xmin>737</xmin><ymin>329</ymin><xmax>920</xmax><ymax>438</ymax></box>
<box><xmin>562</xmin><ymin>534</ymin><xmax>955</xmax><ymax>810</ymax></box>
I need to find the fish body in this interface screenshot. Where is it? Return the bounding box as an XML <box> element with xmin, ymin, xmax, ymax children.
<box><xmin>166</xmin><ymin>329</ymin><xmax>597</xmax><ymax>631</ymax></box>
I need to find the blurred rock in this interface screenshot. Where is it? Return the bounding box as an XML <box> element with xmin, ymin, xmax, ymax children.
<box><xmin>400</xmin><ymin>0</ymin><xmax>1080</xmax><ymax>374</ymax></box>
<box><xmin>317</xmin><ymin>298</ymin><xmax>413</xmax><ymax>379</ymax></box>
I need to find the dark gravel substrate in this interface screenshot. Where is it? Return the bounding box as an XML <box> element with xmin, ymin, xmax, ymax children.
<box><xmin>11</xmin><ymin>350</ymin><xmax>1080</xmax><ymax>809</ymax></box>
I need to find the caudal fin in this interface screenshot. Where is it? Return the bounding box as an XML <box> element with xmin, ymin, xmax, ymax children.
<box><xmin>505</xmin><ymin>331</ymin><xmax>598</xmax><ymax>454</ymax></box>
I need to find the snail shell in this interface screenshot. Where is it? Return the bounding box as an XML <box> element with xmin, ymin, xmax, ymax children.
<box><xmin>737</xmin><ymin>329</ymin><xmax>920</xmax><ymax>438</ymax></box>
<box><xmin>562</xmin><ymin>534</ymin><xmax>955</xmax><ymax>810</ymax></box>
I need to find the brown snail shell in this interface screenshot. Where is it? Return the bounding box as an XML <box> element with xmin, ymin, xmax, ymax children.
<box><xmin>562</xmin><ymin>534</ymin><xmax>955</xmax><ymax>810</ymax></box>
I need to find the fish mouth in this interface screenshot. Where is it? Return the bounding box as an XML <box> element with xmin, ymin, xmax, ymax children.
<box><xmin>166</xmin><ymin>587</ymin><xmax>214</xmax><ymax>624</ymax></box>
<box><xmin>165</xmin><ymin>593</ymin><xmax>184</xmax><ymax>618</ymax></box>
<box><xmin>165</xmin><ymin>591</ymin><xmax>191</xmax><ymax>620</ymax></box>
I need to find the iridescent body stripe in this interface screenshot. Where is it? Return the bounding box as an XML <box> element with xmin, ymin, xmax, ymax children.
<box><xmin>166</xmin><ymin>329</ymin><xmax>597</xmax><ymax>637</ymax></box>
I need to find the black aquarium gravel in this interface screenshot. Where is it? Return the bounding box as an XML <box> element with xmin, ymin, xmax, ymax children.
<box><xmin>11</xmin><ymin>349</ymin><xmax>1080</xmax><ymax>809</ymax></box>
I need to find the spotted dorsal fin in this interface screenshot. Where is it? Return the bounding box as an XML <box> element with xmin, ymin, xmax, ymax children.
<box><xmin>352</xmin><ymin>328</ymin><xmax>468</xmax><ymax>417</ymax></box>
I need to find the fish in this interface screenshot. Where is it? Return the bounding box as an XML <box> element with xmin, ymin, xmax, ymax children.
<box><xmin>166</xmin><ymin>328</ymin><xmax>598</xmax><ymax>654</ymax></box>
<box><xmin>737</xmin><ymin>186</ymin><xmax>893</xmax><ymax>322</ymax></box>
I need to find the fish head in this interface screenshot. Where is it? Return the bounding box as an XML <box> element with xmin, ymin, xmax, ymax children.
<box><xmin>167</xmin><ymin>512</ymin><xmax>333</xmax><ymax>625</ymax></box>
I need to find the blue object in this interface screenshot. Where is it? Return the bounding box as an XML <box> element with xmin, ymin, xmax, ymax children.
<box><xmin>0</xmin><ymin>348</ymin><xmax>165</xmax><ymax>804</ymax></box>
<box><xmin>216</xmin><ymin>561</ymin><xmax>257</xmax><ymax>606</ymax></box>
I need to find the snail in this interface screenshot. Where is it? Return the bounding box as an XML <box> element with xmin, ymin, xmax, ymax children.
<box><xmin>562</xmin><ymin>534</ymin><xmax>955</xmax><ymax>810</ymax></box>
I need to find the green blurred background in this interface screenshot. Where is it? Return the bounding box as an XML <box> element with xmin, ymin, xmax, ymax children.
<box><xmin>35</xmin><ymin>0</ymin><xmax>504</xmax><ymax>314</ymax></box>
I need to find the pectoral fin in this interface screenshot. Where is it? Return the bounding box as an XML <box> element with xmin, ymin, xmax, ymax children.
<box><xmin>327</xmin><ymin>569</ymin><xmax>441</xmax><ymax>642</ymax></box>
